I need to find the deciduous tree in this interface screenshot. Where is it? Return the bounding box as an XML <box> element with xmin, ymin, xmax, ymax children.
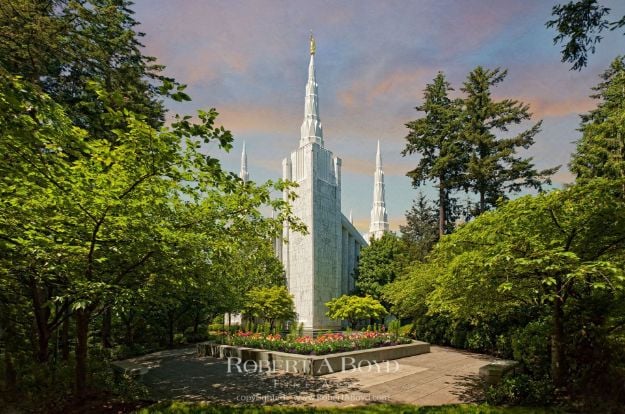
<box><xmin>325</xmin><ymin>295</ymin><xmax>388</xmax><ymax>329</ymax></box>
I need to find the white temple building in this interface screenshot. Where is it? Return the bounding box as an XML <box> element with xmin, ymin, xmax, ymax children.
<box><xmin>234</xmin><ymin>36</ymin><xmax>390</xmax><ymax>331</ymax></box>
<box><xmin>277</xmin><ymin>35</ymin><xmax>368</xmax><ymax>331</ymax></box>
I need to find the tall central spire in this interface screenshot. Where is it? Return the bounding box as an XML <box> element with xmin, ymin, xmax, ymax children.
<box><xmin>369</xmin><ymin>140</ymin><xmax>389</xmax><ymax>239</ymax></box>
<box><xmin>300</xmin><ymin>33</ymin><xmax>323</xmax><ymax>147</ymax></box>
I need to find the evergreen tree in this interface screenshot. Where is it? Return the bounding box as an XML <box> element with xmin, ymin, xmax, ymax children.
<box><xmin>399</xmin><ymin>193</ymin><xmax>439</xmax><ymax>261</ymax></box>
<box><xmin>403</xmin><ymin>72</ymin><xmax>465</xmax><ymax>236</ymax></box>
<box><xmin>460</xmin><ymin>66</ymin><xmax>559</xmax><ymax>215</ymax></box>
<box><xmin>570</xmin><ymin>56</ymin><xmax>625</xmax><ymax>184</ymax></box>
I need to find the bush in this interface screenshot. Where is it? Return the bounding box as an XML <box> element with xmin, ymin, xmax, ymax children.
<box><xmin>485</xmin><ymin>373</ymin><xmax>555</xmax><ymax>406</ymax></box>
<box><xmin>184</xmin><ymin>331</ymin><xmax>208</xmax><ymax>343</ymax></box>
<box><xmin>207</xmin><ymin>323</ymin><xmax>225</xmax><ymax>332</ymax></box>
<box><xmin>399</xmin><ymin>323</ymin><xmax>414</xmax><ymax>338</ymax></box>
<box><xmin>510</xmin><ymin>320</ymin><xmax>551</xmax><ymax>377</ymax></box>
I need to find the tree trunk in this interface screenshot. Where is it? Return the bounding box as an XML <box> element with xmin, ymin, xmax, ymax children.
<box><xmin>36</xmin><ymin>329</ymin><xmax>50</xmax><ymax>363</ymax></box>
<box><xmin>75</xmin><ymin>309</ymin><xmax>90</xmax><ymax>399</ymax></box>
<box><xmin>438</xmin><ymin>179</ymin><xmax>446</xmax><ymax>236</ymax></box>
<box><xmin>551</xmin><ymin>282</ymin><xmax>566</xmax><ymax>389</ymax></box>
<box><xmin>479</xmin><ymin>191</ymin><xmax>486</xmax><ymax>215</ymax></box>
<box><xmin>101</xmin><ymin>308</ymin><xmax>112</xmax><ymax>348</ymax></box>
<box><xmin>167</xmin><ymin>315</ymin><xmax>175</xmax><ymax>348</ymax></box>
<box><xmin>2</xmin><ymin>317</ymin><xmax>17</xmax><ymax>393</ymax></box>
<box><xmin>3</xmin><ymin>349</ymin><xmax>16</xmax><ymax>393</ymax></box>
<box><xmin>61</xmin><ymin>312</ymin><xmax>70</xmax><ymax>361</ymax></box>
<box><xmin>193</xmin><ymin>311</ymin><xmax>201</xmax><ymax>336</ymax></box>
<box><xmin>122</xmin><ymin>310</ymin><xmax>135</xmax><ymax>346</ymax></box>
<box><xmin>29</xmin><ymin>276</ymin><xmax>51</xmax><ymax>363</ymax></box>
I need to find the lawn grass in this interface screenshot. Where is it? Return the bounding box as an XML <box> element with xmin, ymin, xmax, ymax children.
<box><xmin>138</xmin><ymin>402</ymin><xmax>563</xmax><ymax>414</ymax></box>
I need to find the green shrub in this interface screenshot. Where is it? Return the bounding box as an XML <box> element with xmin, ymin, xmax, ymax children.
<box><xmin>485</xmin><ymin>373</ymin><xmax>554</xmax><ymax>406</ymax></box>
<box><xmin>511</xmin><ymin>320</ymin><xmax>551</xmax><ymax>377</ymax></box>
<box><xmin>173</xmin><ymin>333</ymin><xmax>186</xmax><ymax>345</ymax></box>
<box><xmin>399</xmin><ymin>323</ymin><xmax>414</xmax><ymax>338</ymax></box>
<box><xmin>184</xmin><ymin>331</ymin><xmax>208</xmax><ymax>343</ymax></box>
<box><xmin>388</xmin><ymin>319</ymin><xmax>401</xmax><ymax>339</ymax></box>
<box><xmin>207</xmin><ymin>323</ymin><xmax>225</xmax><ymax>332</ymax></box>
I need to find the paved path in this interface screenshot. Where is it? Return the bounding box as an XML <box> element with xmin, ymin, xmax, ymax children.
<box><xmin>123</xmin><ymin>345</ymin><xmax>496</xmax><ymax>407</ymax></box>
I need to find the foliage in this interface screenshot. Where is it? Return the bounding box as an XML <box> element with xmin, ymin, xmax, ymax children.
<box><xmin>243</xmin><ymin>286</ymin><xmax>296</xmax><ymax>332</ymax></box>
<box><xmin>428</xmin><ymin>179</ymin><xmax>625</xmax><ymax>383</ymax></box>
<box><xmin>570</xmin><ymin>56</ymin><xmax>625</xmax><ymax>182</ymax></box>
<box><xmin>390</xmin><ymin>61</ymin><xmax>625</xmax><ymax>407</ymax></box>
<box><xmin>510</xmin><ymin>320</ymin><xmax>551</xmax><ymax>377</ymax></box>
<box><xmin>355</xmin><ymin>233</ymin><xmax>408</xmax><ymax>304</ymax></box>
<box><xmin>325</xmin><ymin>295</ymin><xmax>388</xmax><ymax>328</ymax></box>
<box><xmin>485</xmin><ymin>374</ymin><xmax>555</xmax><ymax>407</ymax></box>
<box><xmin>0</xmin><ymin>52</ymin><xmax>301</xmax><ymax>407</ymax></box>
<box><xmin>227</xmin><ymin>330</ymin><xmax>410</xmax><ymax>356</ymax></box>
<box><xmin>403</xmin><ymin>72</ymin><xmax>465</xmax><ymax>235</ymax></box>
<box><xmin>383</xmin><ymin>262</ymin><xmax>437</xmax><ymax>320</ymax></box>
<box><xmin>547</xmin><ymin>0</ymin><xmax>625</xmax><ymax>70</ymax></box>
<box><xmin>388</xmin><ymin>319</ymin><xmax>401</xmax><ymax>340</ymax></box>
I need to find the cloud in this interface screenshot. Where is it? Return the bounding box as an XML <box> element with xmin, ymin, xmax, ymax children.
<box><xmin>337</xmin><ymin>67</ymin><xmax>433</xmax><ymax>110</ymax></box>
<box><xmin>340</xmin><ymin>155</ymin><xmax>412</xmax><ymax>177</ymax></box>
<box><xmin>217</xmin><ymin>104</ymin><xmax>298</xmax><ymax>135</ymax></box>
<box><xmin>523</xmin><ymin>96</ymin><xmax>595</xmax><ymax>119</ymax></box>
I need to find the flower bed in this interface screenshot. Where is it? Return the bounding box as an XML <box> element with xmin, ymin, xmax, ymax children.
<box><xmin>225</xmin><ymin>331</ymin><xmax>412</xmax><ymax>355</ymax></box>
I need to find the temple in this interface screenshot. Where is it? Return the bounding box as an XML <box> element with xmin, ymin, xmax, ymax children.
<box><xmin>279</xmin><ymin>35</ymin><xmax>367</xmax><ymax>331</ymax></box>
<box><xmin>236</xmin><ymin>37</ymin><xmax>391</xmax><ymax>331</ymax></box>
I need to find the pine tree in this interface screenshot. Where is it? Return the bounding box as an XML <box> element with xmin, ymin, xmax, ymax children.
<box><xmin>570</xmin><ymin>56</ymin><xmax>625</xmax><ymax>184</ymax></box>
<box><xmin>460</xmin><ymin>67</ymin><xmax>559</xmax><ymax>215</ymax></box>
<box><xmin>399</xmin><ymin>193</ymin><xmax>439</xmax><ymax>261</ymax></box>
<box><xmin>403</xmin><ymin>72</ymin><xmax>465</xmax><ymax>236</ymax></box>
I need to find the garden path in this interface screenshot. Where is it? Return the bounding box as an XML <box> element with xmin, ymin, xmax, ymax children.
<box><xmin>123</xmin><ymin>345</ymin><xmax>496</xmax><ymax>407</ymax></box>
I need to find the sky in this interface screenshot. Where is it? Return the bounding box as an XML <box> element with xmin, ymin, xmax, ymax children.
<box><xmin>131</xmin><ymin>0</ymin><xmax>625</xmax><ymax>233</ymax></box>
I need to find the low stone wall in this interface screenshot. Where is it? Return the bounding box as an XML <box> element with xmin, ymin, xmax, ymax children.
<box><xmin>478</xmin><ymin>360</ymin><xmax>519</xmax><ymax>385</ymax></box>
<box><xmin>197</xmin><ymin>341</ymin><xmax>430</xmax><ymax>376</ymax></box>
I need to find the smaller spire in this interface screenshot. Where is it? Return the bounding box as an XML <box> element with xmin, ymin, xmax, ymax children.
<box><xmin>239</xmin><ymin>141</ymin><xmax>249</xmax><ymax>183</ymax></box>
<box><xmin>349</xmin><ymin>210</ymin><xmax>353</xmax><ymax>224</ymax></box>
<box><xmin>369</xmin><ymin>139</ymin><xmax>389</xmax><ymax>239</ymax></box>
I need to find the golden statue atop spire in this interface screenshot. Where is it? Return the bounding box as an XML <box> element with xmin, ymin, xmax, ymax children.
<box><xmin>309</xmin><ymin>32</ymin><xmax>316</xmax><ymax>55</ymax></box>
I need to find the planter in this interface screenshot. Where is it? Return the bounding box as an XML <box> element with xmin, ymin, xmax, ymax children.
<box><xmin>197</xmin><ymin>340</ymin><xmax>430</xmax><ymax>376</ymax></box>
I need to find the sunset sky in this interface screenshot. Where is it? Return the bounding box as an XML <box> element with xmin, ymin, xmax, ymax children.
<box><xmin>131</xmin><ymin>0</ymin><xmax>625</xmax><ymax>233</ymax></box>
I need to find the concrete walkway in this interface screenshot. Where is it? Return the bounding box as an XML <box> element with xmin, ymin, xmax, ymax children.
<box><xmin>122</xmin><ymin>345</ymin><xmax>496</xmax><ymax>407</ymax></box>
